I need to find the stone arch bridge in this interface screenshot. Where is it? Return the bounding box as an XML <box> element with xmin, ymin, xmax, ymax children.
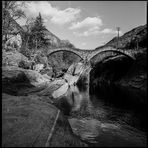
<box><xmin>47</xmin><ymin>46</ymin><xmax>136</xmax><ymax>62</ymax></box>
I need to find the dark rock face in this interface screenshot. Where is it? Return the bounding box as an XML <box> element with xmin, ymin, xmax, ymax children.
<box><xmin>117</xmin><ymin>48</ymin><xmax>147</xmax><ymax>104</ymax></box>
<box><xmin>90</xmin><ymin>49</ymin><xmax>146</xmax><ymax>105</ymax></box>
<box><xmin>2</xmin><ymin>67</ymin><xmax>33</xmax><ymax>96</ymax></box>
<box><xmin>91</xmin><ymin>24</ymin><xmax>147</xmax><ymax>106</ymax></box>
<box><xmin>2</xmin><ymin>66</ymin><xmax>52</xmax><ymax>96</ymax></box>
<box><xmin>89</xmin><ymin>47</ymin><xmax>147</xmax><ymax>132</ymax></box>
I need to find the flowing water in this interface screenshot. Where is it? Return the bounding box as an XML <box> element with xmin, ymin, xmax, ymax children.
<box><xmin>62</xmin><ymin>83</ymin><xmax>147</xmax><ymax>147</ymax></box>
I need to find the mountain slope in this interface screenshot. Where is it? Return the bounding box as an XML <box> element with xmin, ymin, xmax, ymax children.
<box><xmin>105</xmin><ymin>24</ymin><xmax>147</xmax><ymax>49</ymax></box>
<box><xmin>22</xmin><ymin>24</ymin><xmax>75</xmax><ymax>48</ymax></box>
<box><xmin>43</xmin><ymin>29</ymin><xmax>75</xmax><ymax>48</ymax></box>
<box><xmin>96</xmin><ymin>24</ymin><xmax>147</xmax><ymax>50</ymax></box>
<box><xmin>7</xmin><ymin>16</ymin><xmax>75</xmax><ymax>49</ymax></box>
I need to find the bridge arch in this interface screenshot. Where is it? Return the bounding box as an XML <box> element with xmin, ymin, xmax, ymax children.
<box><xmin>47</xmin><ymin>47</ymin><xmax>84</xmax><ymax>60</ymax></box>
<box><xmin>89</xmin><ymin>47</ymin><xmax>135</xmax><ymax>62</ymax></box>
<box><xmin>46</xmin><ymin>46</ymin><xmax>135</xmax><ymax>64</ymax></box>
<box><xmin>89</xmin><ymin>48</ymin><xmax>135</xmax><ymax>95</ymax></box>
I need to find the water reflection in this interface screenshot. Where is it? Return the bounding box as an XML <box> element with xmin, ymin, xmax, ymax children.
<box><xmin>62</xmin><ymin>84</ymin><xmax>147</xmax><ymax>146</ymax></box>
<box><xmin>66</xmin><ymin>85</ymin><xmax>83</xmax><ymax>112</ymax></box>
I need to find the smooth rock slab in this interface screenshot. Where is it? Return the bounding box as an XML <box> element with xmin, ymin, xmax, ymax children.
<box><xmin>68</xmin><ymin>118</ymin><xmax>147</xmax><ymax>147</ymax></box>
<box><xmin>2</xmin><ymin>93</ymin><xmax>57</xmax><ymax>147</ymax></box>
<box><xmin>2</xmin><ymin>93</ymin><xmax>87</xmax><ymax>147</ymax></box>
<box><xmin>2</xmin><ymin>66</ymin><xmax>51</xmax><ymax>87</ymax></box>
<box><xmin>52</xmin><ymin>83</ymin><xmax>69</xmax><ymax>98</ymax></box>
<box><xmin>68</xmin><ymin>118</ymin><xmax>101</xmax><ymax>143</ymax></box>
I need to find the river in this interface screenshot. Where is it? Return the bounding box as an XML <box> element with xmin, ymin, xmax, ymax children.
<box><xmin>59</xmin><ymin>83</ymin><xmax>147</xmax><ymax>147</ymax></box>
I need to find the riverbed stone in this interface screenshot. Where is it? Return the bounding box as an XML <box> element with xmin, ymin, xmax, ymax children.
<box><xmin>68</xmin><ymin>117</ymin><xmax>146</xmax><ymax>146</ymax></box>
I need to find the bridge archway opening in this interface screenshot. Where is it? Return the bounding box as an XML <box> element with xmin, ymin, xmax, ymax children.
<box><xmin>89</xmin><ymin>50</ymin><xmax>135</xmax><ymax>108</ymax></box>
<box><xmin>89</xmin><ymin>49</ymin><xmax>135</xmax><ymax>62</ymax></box>
<box><xmin>47</xmin><ymin>50</ymin><xmax>82</xmax><ymax>78</ymax></box>
<box><xmin>47</xmin><ymin>50</ymin><xmax>83</xmax><ymax>60</ymax></box>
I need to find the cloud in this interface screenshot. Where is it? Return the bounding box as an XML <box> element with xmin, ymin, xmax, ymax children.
<box><xmin>23</xmin><ymin>1</ymin><xmax>81</xmax><ymax>25</ymax></box>
<box><xmin>81</xmin><ymin>42</ymin><xmax>86</xmax><ymax>46</ymax></box>
<box><xmin>73</xmin><ymin>28</ymin><xmax>99</xmax><ymax>36</ymax></box>
<box><xmin>69</xmin><ymin>15</ymin><xmax>123</xmax><ymax>37</ymax></box>
<box><xmin>69</xmin><ymin>17</ymin><xmax>103</xmax><ymax>30</ymax></box>
<box><xmin>101</xmin><ymin>28</ymin><xmax>116</xmax><ymax>34</ymax></box>
<box><xmin>69</xmin><ymin>16</ymin><xmax>103</xmax><ymax>36</ymax></box>
<box><xmin>51</xmin><ymin>8</ymin><xmax>81</xmax><ymax>25</ymax></box>
<box><xmin>73</xmin><ymin>27</ymin><xmax>123</xmax><ymax>37</ymax></box>
<box><xmin>101</xmin><ymin>28</ymin><xmax>123</xmax><ymax>35</ymax></box>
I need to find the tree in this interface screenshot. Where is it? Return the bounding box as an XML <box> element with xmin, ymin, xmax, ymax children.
<box><xmin>29</xmin><ymin>13</ymin><xmax>49</xmax><ymax>50</ymax></box>
<box><xmin>24</xmin><ymin>18</ymin><xmax>35</xmax><ymax>48</ymax></box>
<box><xmin>19</xmin><ymin>17</ymin><xmax>37</xmax><ymax>59</ymax></box>
<box><xmin>2</xmin><ymin>1</ymin><xmax>26</xmax><ymax>45</ymax></box>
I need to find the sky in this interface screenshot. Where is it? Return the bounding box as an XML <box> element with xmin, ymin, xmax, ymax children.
<box><xmin>17</xmin><ymin>1</ymin><xmax>147</xmax><ymax>49</ymax></box>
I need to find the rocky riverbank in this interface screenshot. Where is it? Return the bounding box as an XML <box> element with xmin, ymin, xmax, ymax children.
<box><xmin>2</xmin><ymin>49</ymin><xmax>88</xmax><ymax>147</ymax></box>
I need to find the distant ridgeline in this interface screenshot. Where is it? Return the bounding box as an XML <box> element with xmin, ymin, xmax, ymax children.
<box><xmin>100</xmin><ymin>24</ymin><xmax>147</xmax><ymax>50</ymax></box>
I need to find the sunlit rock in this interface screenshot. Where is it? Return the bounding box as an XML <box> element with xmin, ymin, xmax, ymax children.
<box><xmin>52</xmin><ymin>83</ymin><xmax>69</xmax><ymax>98</ymax></box>
<box><xmin>67</xmin><ymin>62</ymin><xmax>83</xmax><ymax>75</ymax></box>
<box><xmin>51</xmin><ymin>79</ymin><xmax>66</xmax><ymax>86</ymax></box>
<box><xmin>74</xmin><ymin>63</ymin><xmax>84</xmax><ymax>75</ymax></box>
<box><xmin>64</xmin><ymin>74</ymin><xmax>79</xmax><ymax>85</ymax></box>
<box><xmin>34</xmin><ymin>64</ymin><xmax>44</xmax><ymax>72</ymax></box>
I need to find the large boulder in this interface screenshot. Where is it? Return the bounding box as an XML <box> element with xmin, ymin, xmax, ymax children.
<box><xmin>66</xmin><ymin>62</ymin><xmax>83</xmax><ymax>75</ymax></box>
<box><xmin>51</xmin><ymin>63</ymin><xmax>87</xmax><ymax>99</ymax></box>
<box><xmin>2</xmin><ymin>66</ymin><xmax>51</xmax><ymax>89</ymax></box>
<box><xmin>52</xmin><ymin>83</ymin><xmax>69</xmax><ymax>98</ymax></box>
<box><xmin>64</xmin><ymin>62</ymin><xmax>85</xmax><ymax>85</ymax></box>
<box><xmin>2</xmin><ymin>66</ymin><xmax>33</xmax><ymax>95</ymax></box>
<box><xmin>2</xmin><ymin>93</ymin><xmax>87</xmax><ymax>147</ymax></box>
<box><xmin>117</xmin><ymin>48</ymin><xmax>147</xmax><ymax>104</ymax></box>
<box><xmin>64</xmin><ymin>74</ymin><xmax>79</xmax><ymax>86</ymax></box>
<box><xmin>2</xmin><ymin>50</ymin><xmax>30</xmax><ymax>68</ymax></box>
<box><xmin>23</xmin><ymin>69</ymin><xmax>51</xmax><ymax>86</ymax></box>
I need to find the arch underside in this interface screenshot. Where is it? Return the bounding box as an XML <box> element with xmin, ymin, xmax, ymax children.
<box><xmin>47</xmin><ymin>50</ymin><xmax>83</xmax><ymax>60</ymax></box>
<box><xmin>90</xmin><ymin>49</ymin><xmax>134</xmax><ymax>63</ymax></box>
<box><xmin>89</xmin><ymin>49</ymin><xmax>135</xmax><ymax>85</ymax></box>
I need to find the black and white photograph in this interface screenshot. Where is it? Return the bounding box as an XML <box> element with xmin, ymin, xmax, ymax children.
<box><xmin>2</xmin><ymin>1</ymin><xmax>147</xmax><ymax>147</ymax></box>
